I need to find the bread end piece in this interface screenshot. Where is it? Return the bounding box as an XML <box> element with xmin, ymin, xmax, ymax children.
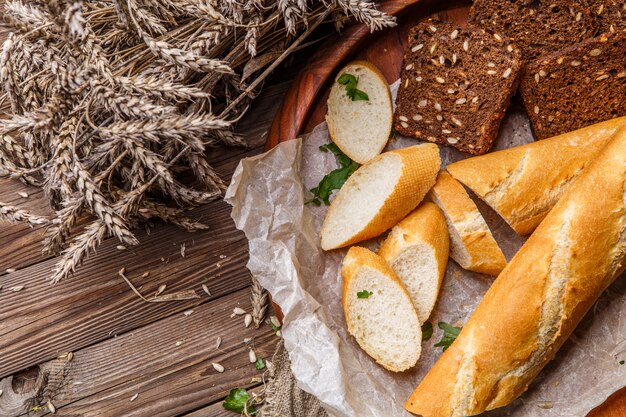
<box><xmin>378</xmin><ymin>202</ymin><xmax>449</xmax><ymax>323</ymax></box>
<box><xmin>342</xmin><ymin>246</ymin><xmax>422</xmax><ymax>372</ymax></box>
<box><xmin>321</xmin><ymin>144</ymin><xmax>441</xmax><ymax>251</ymax></box>
<box><xmin>429</xmin><ymin>171</ymin><xmax>506</xmax><ymax>276</ymax></box>
<box><xmin>326</xmin><ymin>60</ymin><xmax>393</xmax><ymax>164</ymax></box>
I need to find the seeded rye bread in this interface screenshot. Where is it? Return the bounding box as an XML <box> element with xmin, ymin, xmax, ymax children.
<box><xmin>393</xmin><ymin>21</ymin><xmax>522</xmax><ymax>155</ymax></box>
<box><xmin>587</xmin><ymin>0</ymin><xmax>626</xmax><ymax>34</ymax></box>
<box><xmin>519</xmin><ymin>30</ymin><xmax>626</xmax><ymax>139</ymax></box>
<box><xmin>469</xmin><ymin>0</ymin><xmax>597</xmax><ymax>62</ymax></box>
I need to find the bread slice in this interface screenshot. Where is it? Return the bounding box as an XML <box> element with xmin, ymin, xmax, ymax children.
<box><xmin>446</xmin><ymin>116</ymin><xmax>626</xmax><ymax>235</ymax></box>
<box><xmin>394</xmin><ymin>21</ymin><xmax>522</xmax><ymax>155</ymax></box>
<box><xmin>519</xmin><ymin>30</ymin><xmax>626</xmax><ymax>139</ymax></box>
<box><xmin>378</xmin><ymin>202</ymin><xmax>449</xmax><ymax>323</ymax></box>
<box><xmin>342</xmin><ymin>246</ymin><xmax>422</xmax><ymax>372</ymax></box>
<box><xmin>405</xmin><ymin>124</ymin><xmax>626</xmax><ymax>417</ymax></box>
<box><xmin>320</xmin><ymin>144</ymin><xmax>440</xmax><ymax>251</ymax></box>
<box><xmin>428</xmin><ymin>171</ymin><xmax>506</xmax><ymax>276</ymax></box>
<box><xmin>326</xmin><ymin>61</ymin><xmax>393</xmax><ymax>164</ymax></box>
<box><xmin>469</xmin><ymin>0</ymin><xmax>597</xmax><ymax>62</ymax></box>
<box><xmin>587</xmin><ymin>0</ymin><xmax>626</xmax><ymax>34</ymax></box>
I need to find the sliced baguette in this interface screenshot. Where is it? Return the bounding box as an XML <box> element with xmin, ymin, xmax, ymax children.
<box><xmin>446</xmin><ymin>117</ymin><xmax>626</xmax><ymax>235</ymax></box>
<box><xmin>378</xmin><ymin>202</ymin><xmax>449</xmax><ymax>323</ymax></box>
<box><xmin>429</xmin><ymin>171</ymin><xmax>506</xmax><ymax>276</ymax></box>
<box><xmin>342</xmin><ymin>246</ymin><xmax>422</xmax><ymax>372</ymax></box>
<box><xmin>326</xmin><ymin>61</ymin><xmax>393</xmax><ymax>164</ymax></box>
<box><xmin>406</xmin><ymin>125</ymin><xmax>626</xmax><ymax>417</ymax></box>
<box><xmin>321</xmin><ymin>144</ymin><xmax>441</xmax><ymax>251</ymax></box>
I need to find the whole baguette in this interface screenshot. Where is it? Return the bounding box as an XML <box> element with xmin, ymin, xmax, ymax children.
<box><xmin>446</xmin><ymin>117</ymin><xmax>626</xmax><ymax>235</ymax></box>
<box><xmin>406</xmin><ymin>126</ymin><xmax>626</xmax><ymax>417</ymax></box>
<box><xmin>429</xmin><ymin>171</ymin><xmax>506</xmax><ymax>276</ymax></box>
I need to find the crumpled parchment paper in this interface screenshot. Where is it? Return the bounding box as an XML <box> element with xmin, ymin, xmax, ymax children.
<box><xmin>225</xmin><ymin>81</ymin><xmax>626</xmax><ymax>417</ymax></box>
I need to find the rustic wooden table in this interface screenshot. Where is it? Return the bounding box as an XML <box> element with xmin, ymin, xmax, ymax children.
<box><xmin>0</xmin><ymin>68</ymin><xmax>289</xmax><ymax>415</ymax></box>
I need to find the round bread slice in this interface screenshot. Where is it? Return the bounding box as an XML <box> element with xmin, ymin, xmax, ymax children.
<box><xmin>320</xmin><ymin>144</ymin><xmax>441</xmax><ymax>251</ymax></box>
<box><xmin>326</xmin><ymin>61</ymin><xmax>393</xmax><ymax>164</ymax></box>
<box><xmin>342</xmin><ymin>246</ymin><xmax>422</xmax><ymax>372</ymax></box>
<box><xmin>428</xmin><ymin>171</ymin><xmax>507</xmax><ymax>276</ymax></box>
<box><xmin>378</xmin><ymin>202</ymin><xmax>449</xmax><ymax>323</ymax></box>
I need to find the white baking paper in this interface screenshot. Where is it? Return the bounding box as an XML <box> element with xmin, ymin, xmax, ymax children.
<box><xmin>225</xmin><ymin>81</ymin><xmax>626</xmax><ymax>417</ymax></box>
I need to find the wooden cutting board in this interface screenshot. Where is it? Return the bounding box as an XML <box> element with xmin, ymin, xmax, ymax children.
<box><xmin>265</xmin><ymin>0</ymin><xmax>626</xmax><ymax>415</ymax></box>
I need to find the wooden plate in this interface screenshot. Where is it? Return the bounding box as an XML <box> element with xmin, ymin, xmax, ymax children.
<box><xmin>265</xmin><ymin>1</ymin><xmax>626</xmax><ymax>415</ymax></box>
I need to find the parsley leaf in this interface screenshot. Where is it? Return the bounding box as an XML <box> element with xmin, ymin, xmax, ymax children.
<box><xmin>357</xmin><ymin>290</ymin><xmax>373</xmax><ymax>299</ymax></box>
<box><xmin>337</xmin><ymin>73</ymin><xmax>369</xmax><ymax>101</ymax></box>
<box><xmin>620</xmin><ymin>360</ymin><xmax>625</xmax><ymax>365</ymax></box>
<box><xmin>269</xmin><ymin>322</ymin><xmax>281</xmax><ymax>332</ymax></box>
<box><xmin>223</xmin><ymin>388</ymin><xmax>254</xmax><ymax>414</ymax></box>
<box><xmin>255</xmin><ymin>357</ymin><xmax>266</xmax><ymax>370</ymax></box>
<box><xmin>434</xmin><ymin>321</ymin><xmax>462</xmax><ymax>352</ymax></box>
<box><xmin>421</xmin><ymin>322</ymin><xmax>433</xmax><ymax>342</ymax></box>
<box><xmin>306</xmin><ymin>143</ymin><xmax>360</xmax><ymax>206</ymax></box>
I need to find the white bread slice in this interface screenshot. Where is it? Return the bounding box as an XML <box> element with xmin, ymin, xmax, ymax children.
<box><xmin>326</xmin><ymin>61</ymin><xmax>393</xmax><ymax>164</ymax></box>
<box><xmin>446</xmin><ymin>116</ymin><xmax>626</xmax><ymax>236</ymax></box>
<box><xmin>342</xmin><ymin>246</ymin><xmax>422</xmax><ymax>372</ymax></box>
<box><xmin>406</xmin><ymin>126</ymin><xmax>626</xmax><ymax>417</ymax></box>
<box><xmin>429</xmin><ymin>171</ymin><xmax>506</xmax><ymax>276</ymax></box>
<box><xmin>378</xmin><ymin>202</ymin><xmax>449</xmax><ymax>323</ymax></box>
<box><xmin>321</xmin><ymin>144</ymin><xmax>441</xmax><ymax>251</ymax></box>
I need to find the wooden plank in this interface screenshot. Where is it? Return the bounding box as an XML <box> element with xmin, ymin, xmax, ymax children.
<box><xmin>0</xmin><ymin>81</ymin><xmax>291</xmax><ymax>274</ymax></box>
<box><xmin>183</xmin><ymin>403</ymin><xmax>237</xmax><ymax>417</ymax></box>
<box><xmin>0</xmin><ymin>287</ymin><xmax>277</xmax><ymax>417</ymax></box>
<box><xmin>0</xmin><ymin>196</ymin><xmax>259</xmax><ymax>378</ymax></box>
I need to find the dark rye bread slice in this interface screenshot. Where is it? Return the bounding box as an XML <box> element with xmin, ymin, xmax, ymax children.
<box><xmin>519</xmin><ymin>30</ymin><xmax>626</xmax><ymax>139</ymax></box>
<box><xmin>469</xmin><ymin>0</ymin><xmax>597</xmax><ymax>61</ymax></box>
<box><xmin>587</xmin><ymin>0</ymin><xmax>626</xmax><ymax>33</ymax></box>
<box><xmin>393</xmin><ymin>21</ymin><xmax>522</xmax><ymax>155</ymax></box>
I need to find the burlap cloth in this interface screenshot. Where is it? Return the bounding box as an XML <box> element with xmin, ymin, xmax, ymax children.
<box><xmin>260</xmin><ymin>340</ymin><xmax>328</xmax><ymax>417</ymax></box>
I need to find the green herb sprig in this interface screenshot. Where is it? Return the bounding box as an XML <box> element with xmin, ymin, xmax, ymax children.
<box><xmin>223</xmin><ymin>388</ymin><xmax>255</xmax><ymax>414</ymax></box>
<box><xmin>306</xmin><ymin>143</ymin><xmax>360</xmax><ymax>206</ymax></box>
<box><xmin>434</xmin><ymin>321</ymin><xmax>462</xmax><ymax>351</ymax></box>
<box><xmin>357</xmin><ymin>290</ymin><xmax>373</xmax><ymax>299</ymax></box>
<box><xmin>421</xmin><ymin>322</ymin><xmax>433</xmax><ymax>342</ymax></box>
<box><xmin>255</xmin><ymin>357</ymin><xmax>266</xmax><ymax>370</ymax></box>
<box><xmin>337</xmin><ymin>73</ymin><xmax>369</xmax><ymax>101</ymax></box>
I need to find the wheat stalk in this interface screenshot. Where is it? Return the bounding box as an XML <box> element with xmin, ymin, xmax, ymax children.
<box><xmin>251</xmin><ymin>274</ymin><xmax>268</xmax><ymax>329</ymax></box>
<box><xmin>0</xmin><ymin>0</ymin><xmax>394</xmax><ymax>282</ymax></box>
<box><xmin>0</xmin><ymin>201</ymin><xmax>49</xmax><ymax>225</ymax></box>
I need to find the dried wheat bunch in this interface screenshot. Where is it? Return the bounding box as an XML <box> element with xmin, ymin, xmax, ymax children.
<box><xmin>0</xmin><ymin>0</ymin><xmax>394</xmax><ymax>283</ymax></box>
